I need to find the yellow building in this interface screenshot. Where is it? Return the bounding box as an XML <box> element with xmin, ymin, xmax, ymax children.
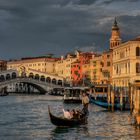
<box><xmin>112</xmin><ymin>36</ymin><xmax>140</xmax><ymax>87</ymax></box>
<box><xmin>7</xmin><ymin>56</ymin><xmax>59</xmax><ymax>77</ymax></box>
<box><xmin>101</xmin><ymin>50</ymin><xmax>113</xmax><ymax>84</ymax></box>
<box><xmin>90</xmin><ymin>54</ymin><xmax>102</xmax><ymax>84</ymax></box>
<box><xmin>55</xmin><ymin>52</ymin><xmax>78</xmax><ymax>83</ymax></box>
<box><xmin>82</xmin><ymin>62</ymin><xmax>90</xmax><ymax>84</ymax></box>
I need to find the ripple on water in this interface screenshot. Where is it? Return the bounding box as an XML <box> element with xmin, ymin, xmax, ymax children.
<box><xmin>0</xmin><ymin>95</ymin><xmax>140</xmax><ymax>140</ymax></box>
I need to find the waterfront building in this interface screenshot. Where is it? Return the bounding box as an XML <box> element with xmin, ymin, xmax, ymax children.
<box><xmin>71</xmin><ymin>51</ymin><xmax>93</xmax><ymax>86</ymax></box>
<box><xmin>89</xmin><ymin>54</ymin><xmax>102</xmax><ymax>84</ymax></box>
<box><xmin>112</xmin><ymin>36</ymin><xmax>140</xmax><ymax>87</ymax></box>
<box><xmin>110</xmin><ymin>18</ymin><xmax>140</xmax><ymax>87</ymax></box>
<box><xmin>55</xmin><ymin>52</ymin><xmax>78</xmax><ymax>84</ymax></box>
<box><xmin>101</xmin><ymin>50</ymin><xmax>113</xmax><ymax>84</ymax></box>
<box><xmin>71</xmin><ymin>60</ymin><xmax>82</xmax><ymax>86</ymax></box>
<box><xmin>82</xmin><ymin>62</ymin><xmax>91</xmax><ymax>85</ymax></box>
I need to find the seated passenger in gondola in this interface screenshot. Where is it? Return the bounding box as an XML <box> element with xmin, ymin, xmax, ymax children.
<box><xmin>70</xmin><ymin>109</ymin><xmax>80</xmax><ymax>119</ymax></box>
<box><xmin>72</xmin><ymin>109</ymin><xmax>84</xmax><ymax>119</ymax></box>
<box><xmin>63</xmin><ymin>109</ymin><xmax>72</xmax><ymax>119</ymax></box>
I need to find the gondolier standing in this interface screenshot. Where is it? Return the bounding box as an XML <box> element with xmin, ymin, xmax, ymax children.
<box><xmin>81</xmin><ymin>93</ymin><xmax>89</xmax><ymax>116</ymax></box>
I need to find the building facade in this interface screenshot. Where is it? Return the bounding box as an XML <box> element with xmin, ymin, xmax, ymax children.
<box><xmin>89</xmin><ymin>54</ymin><xmax>102</xmax><ymax>84</ymax></box>
<box><xmin>7</xmin><ymin>56</ymin><xmax>59</xmax><ymax>77</ymax></box>
<box><xmin>112</xmin><ymin>37</ymin><xmax>140</xmax><ymax>87</ymax></box>
<box><xmin>55</xmin><ymin>53</ymin><xmax>78</xmax><ymax>84</ymax></box>
<box><xmin>71</xmin><ymin>51</ymin><xmax>93</xmax><ymax>86</ymax></box>
<box><xmin>101</xmin><ymin>50</ymin><xmax>113</xmax><ymax>84</ymax></box>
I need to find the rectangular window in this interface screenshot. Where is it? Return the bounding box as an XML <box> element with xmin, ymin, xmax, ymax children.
<box><xmin>93</xmin><ymin>61</ymin><xmax>96</xmax><ymax>66</ymax></box>
<box><xmin>107</xmin><ymin>62</ymin><xmax>110</xmax><ymax>66</ymax></box>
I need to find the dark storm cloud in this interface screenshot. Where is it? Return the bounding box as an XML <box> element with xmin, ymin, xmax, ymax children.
<box><xmin>0</xmin><ymin>0</ymin><xmax>140</xmax><ymax>59</ymax></box>
<box><xmin>102</xmin><ymin>0</ymin><xmax>140</xmax><ymax>4</ymax></box>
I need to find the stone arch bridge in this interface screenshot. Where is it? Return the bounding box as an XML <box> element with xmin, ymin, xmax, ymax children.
<box><xmin>0</xmin><ymin>77</ymin><xmax>62</xmax><ymax>94</ymax></box>
<box><xmin>0</xmin><ymin>70</ymin><xmax>63</xmax><ymax>94</ymax></box>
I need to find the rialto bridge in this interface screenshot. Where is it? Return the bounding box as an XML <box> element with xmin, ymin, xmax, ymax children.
<box><xmin>0</xmin><ymin>69</ymin><xmax>64</xmax><ymax>94</ymax></box>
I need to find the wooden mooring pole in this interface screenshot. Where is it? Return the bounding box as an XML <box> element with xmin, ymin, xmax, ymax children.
<box><xmin>111</xmin><ymin>85</ymin><xmax>115</xmax><ymax>112</ymax></box>
<box><xmin>129</xmin><ymin>83</ymin><xmax>133</xmax><ymax>115</ymax></box>
<box><xmin>107</xmin><ymin>85</ymin><xmax>111</xmax><ymax>110</ymax></box>
<box><xmin>120</xmin><ymin>87</ymin><xmax>123</xmax><ymax>111</ymax></box>
<box><xmin>131</xmin><ymin>84</ymin><xmax>140</xmax><ymax>127</ymax></box>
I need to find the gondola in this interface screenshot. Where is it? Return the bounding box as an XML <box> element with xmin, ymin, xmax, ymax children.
<box><xmin>48</xmin><ymin>106</ymin><xmax>87</xmax><ymax>127</ymax></box>
<box><xmin>89</xmin><ymin>96</ymin><xmax>130</xmax><ymax>110</ymax></box>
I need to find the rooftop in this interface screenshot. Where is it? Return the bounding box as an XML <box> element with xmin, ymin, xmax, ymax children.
<box><xmin>130</xmin><ymin>36</ymin><xmax>140</xmax><ymax>41</ymax></box>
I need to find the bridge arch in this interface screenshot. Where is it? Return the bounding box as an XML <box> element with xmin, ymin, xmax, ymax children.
<box><xmin>40</xmin><ymin>75</ymin><xmax>45</xmax><ymax>82</ymax></box>
<box><xmin>0</xmin><ymin>75</ymin><xmax>5</xmax><ymax>82</ymax></box>
<box><xmin>20</xmin><ymin>82</ymin><xmax>46</xmax><ymax>94</ymax></box>
<box><xmin>6</xmin><ymin>74</ymin><xmax>11</xmax><ymax>80</ymax></box>
<box><xmin>35</xmin><ymin>74</ymin><xmax>40</xmax><ymax>80</ymax></box>
<box><xmin>52</xmin><ymin>78</ymin><xmax>57</xmax><ymax>84</ymax></box>
<box><xmin>12</xmin><ymin>72</ymin><xmax>17</xmax><ymax>79</ymax></box>
<box><xmin>29</xmin><ymin>73</ymin><xmax>34</xmax><ymax>78</ymax></box>
<box><xmin>58</xmin><ymin>80</ymin><xmax>63</xmax><ymax>86</ymax></box>
<box><xmin>46</xmin><ymin>77</ymin><xmax>51</xmax><ymax>83</ymax></box>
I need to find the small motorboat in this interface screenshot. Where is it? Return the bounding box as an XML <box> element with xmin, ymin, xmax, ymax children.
<box><xmin>63</xmin><ymin>87</ymin><xmax>89</xmax><ymax>103</ymax></box>
<box><xmin>48</xmin><ymin>106</ymin><xmax>87</xmax><ymax>127</ymax></box>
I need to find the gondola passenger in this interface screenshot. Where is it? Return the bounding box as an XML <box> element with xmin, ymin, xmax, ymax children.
<box><xmin>63</xmin><ymin>109</ymin><xmax>72</xmax><ymax>119</ymax></box>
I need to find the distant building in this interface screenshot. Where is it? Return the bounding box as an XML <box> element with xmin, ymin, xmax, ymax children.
<box><xmin>55</xmin><ymin>52</ymin><xmax>77</xmax><ymax>84</ymax></box>
<box><xmin>0</xmin><ymin>60</ymin><xmax>7</xmax><ymax>71</ymax></box>
<box><xmin>7</xmin><ymin>56</ymin><xmax>59</xmax><ymax>77</ymax></box>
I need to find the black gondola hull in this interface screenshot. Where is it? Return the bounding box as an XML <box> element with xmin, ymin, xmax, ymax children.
<box><xmin>48</xmin><ymin>106</ymin><xmax>87</xmax><ymax>127</ymax></box>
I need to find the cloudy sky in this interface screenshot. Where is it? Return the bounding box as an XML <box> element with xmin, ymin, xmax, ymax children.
<box><xmin>0</xmin><ymin>0</ymin><xmax>140</xmax><ymax>59</ymax></box>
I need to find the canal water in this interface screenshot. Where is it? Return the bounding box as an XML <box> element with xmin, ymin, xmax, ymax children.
<box><xmin>0</xmin><ymin>95</ymin><xmax>140</xmax><ymax>140</ymax></box>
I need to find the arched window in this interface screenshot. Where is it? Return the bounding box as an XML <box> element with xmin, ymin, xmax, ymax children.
<box><xmin>40</xmin><ymin>75</ymin><xmax>45</xmax><ymax>81</ymax></box>
<box><xmin>58</xmin><ymin>80</ymin><xmax>62</xmax><ymax>85</ymax></box>
<box><xmin>35</xmin><ymin>74</ymin><xmax>40</xmax><ymax>80</ymax></box>
<box><xmin>29</xmin><ymin>73</ymin><xmax>34</xmax><ymax>78</ymax></box>
<box><xmin>12</xmin><ymin>72</ymin><xmax>17</xmax><ymax>79</ymax></box>
<box><xmin>0</xmin><ymin>75</ymin><xmax>5</xmax><ymax>82</ymax></box>
<box><xmin>136</xmin><ymin>63</ymin><xmax>140</xmax><ymax>73</ymax></box>
<box><xmin>46</xmin><ymin>77</ymin><xmax>51</xmax><ymax>83</ymax></box>
<box><xmin>52</xmin><ymin>78</ymin><xmax>57</xmax><ymax>84</ymax></box>
<box><xmin>136</xmin><ymin>47</ymin><xmax>140</xmax><ymax>56</ymax></box>
<box><xmin>6</xmin><ymin>74</ymin><xmax>11</xmax><ymax>80</ymax></box>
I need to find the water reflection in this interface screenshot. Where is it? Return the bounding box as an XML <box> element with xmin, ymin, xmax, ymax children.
<box><xmin>50</xmin><ymin>125</ymin><xmax>89</xmax><ymax>140</ymax></box>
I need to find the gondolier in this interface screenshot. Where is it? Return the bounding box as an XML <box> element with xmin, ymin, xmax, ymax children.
<box><xmin>81</xmin><ymin>93</ymin><xmax>89</xmax><ymax>116</ymax></box>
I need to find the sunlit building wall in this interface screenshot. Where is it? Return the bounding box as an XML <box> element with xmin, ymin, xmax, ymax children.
<box><xmin>112</xmin><ymin>37</ymin><xmax>140</xmax><ymax>87</ymax></box>
<box><xmin>7</xmin><ymin>57</ymin><xmax>59</xmax><ymax>76</ymax></box>
<box><xmin>89</xmin><ymin>54</ymin><xmax>102</xmax><ymax>84</ymax></box>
